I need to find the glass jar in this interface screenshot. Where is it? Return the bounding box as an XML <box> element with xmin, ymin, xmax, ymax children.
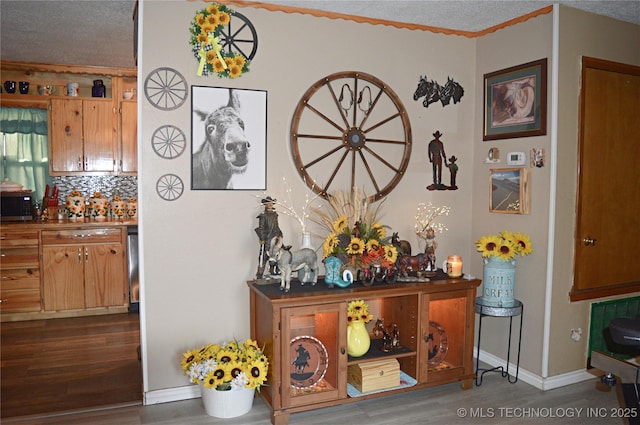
<box><xmin>92</xmin><ymin>79</ymin><xmax>105</xmax><ymax>98</ymax></box>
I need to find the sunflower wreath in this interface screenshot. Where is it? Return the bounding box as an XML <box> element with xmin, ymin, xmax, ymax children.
<box><xmin>189</xmin><ymin>3</ymin><xmax>250</xmax><ymax>78</ymax></box>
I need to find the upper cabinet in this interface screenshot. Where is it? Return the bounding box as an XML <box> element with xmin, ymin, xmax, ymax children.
<box><xmin>50</xmin><ymin>98</ymin><xmax>116</xmax><ymax>173</ymax></box>
<box><xmin>0</xmin><ymin>61</ymin><xmax>137</xmax><ymax>176</ymax></box>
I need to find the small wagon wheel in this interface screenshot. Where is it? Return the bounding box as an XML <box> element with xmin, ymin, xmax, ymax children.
<box><xmin>219</xmin><ymin>12</ymin><xmax>258</xmax><ymax>61</ymax></box>
<box><xmin>291</xmin><ymin>71</ymin><xmax>412</xmax><ymax>202</ymax></box>
<box><xmin>156</xmin><ymin>174</ymin><xmax>184</xmax><ymax>201</ymax></box>
<box><xmin>151</xmin><ymin>125</ymin><xmax>187</xmax><ymax>159</ymax></box>
<box><xmin>144</xmin><ymin>67</ymin><xmax>188</xmax><ymax>111</ymax></box>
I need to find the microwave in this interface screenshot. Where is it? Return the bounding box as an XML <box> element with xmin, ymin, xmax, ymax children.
<box><xmin>0</xmin><ymin>191</ymin><xmax>34</xmax><ymax>221</ymax></box>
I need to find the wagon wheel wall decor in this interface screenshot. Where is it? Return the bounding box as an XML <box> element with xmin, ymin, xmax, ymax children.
<box><xmin>291</xmin><ymin>71</ymin><xmax>412</xmax><ymax>202</ymax></box>
<box><xmin>152</xmin><ymin>125</ymin><xmax>187</xmax><ymax>159</ymax></box>
<box><xmin>144</xmin><ymin>67</ymin><xmax>188</xmax><ymax>111</ymax></box>
<box><xmin>222</xmin><ymin>12</ymin><xmax>258</xmax><ymax>61</ymax></box>
<box><xmin>156</xmin><ymin>174</ymin><xmax>184</xmax><ymax>201</ymax></box>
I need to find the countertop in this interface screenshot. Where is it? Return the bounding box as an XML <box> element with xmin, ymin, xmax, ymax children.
<box><xmin>1</xmin><ymin>218</ymin><xmax>137</xmax><ymax>230</ymax></box>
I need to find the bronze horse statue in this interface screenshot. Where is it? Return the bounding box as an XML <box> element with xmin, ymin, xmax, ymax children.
<box><xmin>192</xmin><ymin>88</ymin><xmax>251</xmax><ymax>189</ymax></box>
<box><xmin>391</xmin><ymin>232</ymin><xmax>412</xmax><ymax>256</ymax></box>
<box><xmin>397</xmin><ymin>253</ymin><xmax>430</xmax><ymax>277</ymax></box>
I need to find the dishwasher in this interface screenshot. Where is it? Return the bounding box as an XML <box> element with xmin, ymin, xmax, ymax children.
<box><xmin>127</xmin><ymin>225</ymin><xmax>139</xmax><ymax>312</ymax></box>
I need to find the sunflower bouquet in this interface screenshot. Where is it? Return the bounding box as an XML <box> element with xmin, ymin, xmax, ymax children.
<box><xmin>347</xmin><ymin>300</ymin><xmax>373</xmax><ymax>324</ymax></box>
<box><xmin>180</xmin><ymin>339</ymin><xmax>268</xmax><ymax>392</ymax></box>
<box><xmin>189</xmin><ymin>3</ymin><xmax>250</xmax><ymax>78</ymax></box>
<box><xmin>475</xmin><ymin>231</ymin><xmax>533</xmax><ymax>261</ymax></box>
<box><xmin>312</xmin><ymin>189</ymin><xmax>398</xmax><ymax>270</ymax></box>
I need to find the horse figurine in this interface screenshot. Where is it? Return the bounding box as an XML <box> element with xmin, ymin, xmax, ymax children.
<box><xmin>391</xmin><ymin>232</ymin><xmax>412</xmax><ymax>256</ymax></box>
<box><xmin>268</xmin><ymin>236</ymin><xmax>318</xmax><ymax>292</ymax></box>
<box><xmin>373</xmin><ymin>318</ymin><xmax>400</xmax><ymax>352</ymax></box>
<box><xmin>397</xmin><ymin>253</ymin><xmax>429</xmax><ymax>277</ymax></box>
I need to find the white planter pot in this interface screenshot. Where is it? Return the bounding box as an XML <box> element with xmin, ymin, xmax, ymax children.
<box><xmin>200</xmin><ymin>383</ymin><xmax>255</xmax><ymax>418</ymax></box>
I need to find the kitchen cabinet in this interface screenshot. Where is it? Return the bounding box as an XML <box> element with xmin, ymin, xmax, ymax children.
<box><xmin>119</xmin><ymin>98</ymin><xmax>137</xmax><ymax>174</ymax></box>
<box><xmin>49</xmin><ymin>98</ymin><xmax>116</xmax><ymax>174</ymax></box>
<box><xmin>248</xmin><ymin>274</ymin><xmax>480</xmax><ymax>425</ymax></box>
<box><xmin>0</xmin><ymin>61</ymin><xmax>137</xmax><ymax>176</ymax></box>
<box><xmin>0</xmin><ymin>230</ymin><xmax>41</xmax><ymax>314</ymax></box>
<box><xmin>42</xmin><ymin>227</ymin><xmax>127</xmax><ymax>311</ymax></box>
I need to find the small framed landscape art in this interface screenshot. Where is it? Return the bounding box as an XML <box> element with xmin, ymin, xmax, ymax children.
<box><xmin>483</xmin><ymin>58</ymin><xmax>547</xmax><ymax>141</ymax></box>
<box><xmin>489</xmin><ymin>168</ymin><xmax>530</xmax><ymax>214</ymax></box>
<box><xmin>191</xmin><ymin>86</ymin><xmax>267</xmax><ymax>190</ymax></box>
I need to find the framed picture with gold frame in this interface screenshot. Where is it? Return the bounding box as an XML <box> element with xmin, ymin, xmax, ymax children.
<box><xmin>489</xmin><ymin>168</ymin><xmax>530</xmax><ymax>214</ymax></box>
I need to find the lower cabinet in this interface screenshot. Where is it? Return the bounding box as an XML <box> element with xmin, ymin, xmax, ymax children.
<box><xmin>0</xmin><ymin>230</ymin><xmax>41</xmax><ymax>313</ymax></box>
<box><xmin>42</xmin><ymin>228</ymin><xmax>127</xmax><ymax>311</ymax></box>
<box><xmin>248</xmin><ymin>276</ymin><xmax>480</xmax><ymax>425</ymax></box>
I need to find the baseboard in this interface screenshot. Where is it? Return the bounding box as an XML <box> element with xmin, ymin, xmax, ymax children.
<box><xmin>145</xmin><ymin>352</ymin><xmax>598</xmax><ymax>405</ymax></box>
<box><xmin>144</xmin><ymin>385</ymin><xmax>200</xmax><ymax>405</ymax></box>
<box><xmin>476</xmin><ymin>348</ymin><xmax>596</xmax><ymax>390</ymax></box>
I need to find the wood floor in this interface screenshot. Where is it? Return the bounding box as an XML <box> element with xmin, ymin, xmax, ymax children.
<box><xmin>1</xmin><ymin>366</ymin><xmax>627</xmax><ymax>425</ymax></box>
<box><xmin>1</xmin><ymin>312</ymin><xmax>142</xmax><ymax>420</ymax></box>
<box><xmin>1</xmin><ymin>313</ymin><xmax>628</xmax><ymax>424</ymax></box>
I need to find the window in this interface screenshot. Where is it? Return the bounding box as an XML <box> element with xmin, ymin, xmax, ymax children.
<box><xmin>0</xmin><ymin>107</ymin><xmax>52</xmax><ymax>202</ymax></box>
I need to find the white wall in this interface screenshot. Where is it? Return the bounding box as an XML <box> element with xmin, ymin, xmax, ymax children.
<box><xmin>140</xmin><ymin>1</ymin><xmax>475</xmax><ymax>393</ymax></box>
<box><xmin>138</xmin><ymin>1</ymin><xmax>640</xmax><ymax>400</ymax></box>
<box><xmin>548</xmin><ymin>5</ymin><xmax>640</xmax><ymax>376</ymax></box>
<box><xmin>472</xmin><ymin>12</ymin><xmax>553</xmax><ymax>377</ymax></box>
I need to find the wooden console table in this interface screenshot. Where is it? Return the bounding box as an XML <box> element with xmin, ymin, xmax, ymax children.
<box><xmin>248</xmin><ymin>272</ymin><xmax>481</xmax><ymax>425</ymax></box>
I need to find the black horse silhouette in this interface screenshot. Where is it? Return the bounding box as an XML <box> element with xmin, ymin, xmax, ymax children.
<box><xmin>440</xmin><ymin>77</ymin><xmax>465</xmax><ymax>106</ymax></box>
<box><xmin>292</xmin><ymin>344</ymin><xmax>311</xmax><ymax>376</ymax></box>
<box><xmin>414</xmin><ymin>76</ymin><xmax>464</xmax><ymax>109</ymax></box>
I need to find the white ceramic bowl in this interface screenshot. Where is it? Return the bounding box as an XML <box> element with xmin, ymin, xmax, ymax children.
<box><xmin>123</xmin><ymin>91</ymin><xmax>135</xmax><ymax>100</ymax></box>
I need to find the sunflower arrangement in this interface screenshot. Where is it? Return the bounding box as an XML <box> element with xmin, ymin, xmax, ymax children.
<box><xmin>311</xmin><ymin>189</ymin><xmax>398</xmax><ymax>270</ymax></box>
<box><xmin>347</xmin><ymin>300</ymin><xmax>373</xmax><ymax>324</ymax></box>
<box><xmin>180</xmin><ymin>339</ymin><xmax>268</xmax><ymax>392</ymax></box>
<box><xmin>476</xmin><ymin>231</ymin><xmax>533</xmax><ymax>261</ymax></box>
<box><xmin>189</xmin><ymin>3</ymin><xmax>250</xmax><ymax>78</ymax></box>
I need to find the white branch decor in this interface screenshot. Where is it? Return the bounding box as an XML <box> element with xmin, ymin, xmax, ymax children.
<box><xmin>414</xmin><ymin>202</ymin><xmax>451</xmax><ymax>243</ymax></box>
<box><xmin>256</xmin><ymin>178</ymin><xmax>322</xmax><ymax>234</ymax></box>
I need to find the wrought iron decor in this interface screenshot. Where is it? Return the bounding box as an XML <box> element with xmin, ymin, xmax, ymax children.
<box><xmin>152</xmin><ymin>125</ymin><xmax>187</xmax><ymax>159</ymax></box>
<box><xmin>156</xmin><ymin>174</ymin><xmax>184</xmax><ymax>201</ymax></box>
<box><xmin>413</xmin><ymin>76</ymin><xmax>464</xmax><ymax>108</ymax></box>
<box><xmin>144</xmin><ymin>67</ymin><xmax>188</xmax><ymax>111</ymax></box>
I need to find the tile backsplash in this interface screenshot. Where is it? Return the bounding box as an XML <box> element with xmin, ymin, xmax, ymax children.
<box><xmin>51</xmin><ymin>176</ymin><xmax>138</xmax><ymax>201</ymax></box>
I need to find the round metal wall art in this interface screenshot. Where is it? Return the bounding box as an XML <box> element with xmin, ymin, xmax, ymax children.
<box><xmin>156</xmin><ymin>174</ymin><xmax>184</xmax><ymax>201</ymax></box>
<box><xmin>144</xmin><ymin>67</ymin><xmax>188</xmax><ymax>111</ymax></box>
<box><xmin>152</xmin><ymin>125</ymin><xmax>187</xmax><ymax>159</ymax></box>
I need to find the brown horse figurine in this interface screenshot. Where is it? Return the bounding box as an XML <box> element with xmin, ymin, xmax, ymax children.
<box><xmin>397</xmin><ymin>253</ymin><xmax>429</xmax><ymax>277</ymax></box>
<box><xmin>391</xmin><ymin>232</ymin><xmax>412</xmax><ymax>256</ymax></box>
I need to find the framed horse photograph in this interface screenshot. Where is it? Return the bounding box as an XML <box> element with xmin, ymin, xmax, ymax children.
<box><xmin>483</xmin><ymin>58</ymin><xmax>547</xmax><ymax>141</ymax></box>
<box><xmin>191</xmin><ymin>86</ymin><xmax>267</xmax><ymax>190</ymax></box>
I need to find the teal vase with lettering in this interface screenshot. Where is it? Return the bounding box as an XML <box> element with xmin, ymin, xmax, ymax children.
<box><xmin>481</xmin><ymin>256</ymin><xmax>516</xmax><ymax>306</ymax></box>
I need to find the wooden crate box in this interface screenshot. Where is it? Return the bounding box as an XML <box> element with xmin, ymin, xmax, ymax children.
<box><xmin>347</xmin><ymin>359</ymin><xmax>400</xmax><ymax>393</ymax></box>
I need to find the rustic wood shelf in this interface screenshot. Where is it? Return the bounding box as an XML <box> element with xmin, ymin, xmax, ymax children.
<box><xmin>248</xmin><ymin>273</ymin><xmax>481</xmax><ymax>425</ymax></box>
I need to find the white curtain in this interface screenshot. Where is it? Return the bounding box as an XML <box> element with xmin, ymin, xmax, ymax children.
<box><xmin>0</xmin><ymin>107</ymin><xmax>51</xmax><ymax>202</ymax></box>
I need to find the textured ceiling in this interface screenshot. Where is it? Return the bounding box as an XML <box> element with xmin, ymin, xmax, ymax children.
<box><xmin>1</xmin><ymin>1</ymin><xmax>638</xmax><ymax>69</ymax></box>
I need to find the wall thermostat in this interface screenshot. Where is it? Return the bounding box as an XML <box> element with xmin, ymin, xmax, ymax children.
<box><xmin>507</xmin><ymin>151</ymin><xmax>526</xmax><ymax>166</ymax></box>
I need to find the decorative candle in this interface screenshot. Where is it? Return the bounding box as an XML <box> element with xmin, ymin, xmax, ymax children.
<box><xmin>446</xmin><ymin>255</ymin><xmax>463</xmax><ymax>278</ymax></box>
